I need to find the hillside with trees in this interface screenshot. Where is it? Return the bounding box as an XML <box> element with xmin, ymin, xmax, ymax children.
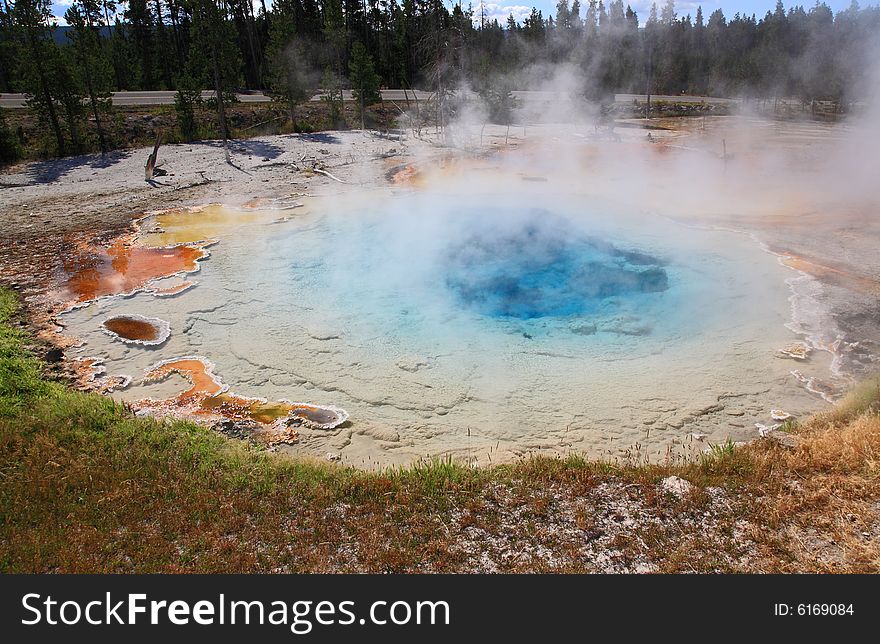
<box><xmin>1</xmin><ymin>0</ymin><xmax>878</xmax><ymax>159</ymax></box>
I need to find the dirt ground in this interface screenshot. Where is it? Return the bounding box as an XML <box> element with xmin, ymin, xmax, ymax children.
<box><xmin>0</xmin><ymin>129</ymin><xmax>408</xmax><ymax>344</ymax></box>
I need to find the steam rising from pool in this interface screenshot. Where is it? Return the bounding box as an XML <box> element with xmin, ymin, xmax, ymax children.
<box><xmin>59</xmin><ymin>192</ymin><xmax>831</xmax><ymax>466</ymax></box>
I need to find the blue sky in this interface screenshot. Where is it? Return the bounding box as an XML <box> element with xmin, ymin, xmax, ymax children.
<box><xmin>474</xmin><ymin>0</ymin><xmax>871</xmax><ymax>24</ymax></box>
<box><xmin>49</xmin><ymin>0</ymin><xmax>873</xmax><ymax>27</ymax></box>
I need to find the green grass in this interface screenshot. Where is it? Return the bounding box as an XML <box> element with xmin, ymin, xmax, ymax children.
<box><xmin>0</xmin><ymin>286</ymin><xmax>507</xmax><ymax>571</ymax></box>
<box><xmin>0</xmin><ymin>289</ymin><xmax>49</xmax><ymax>414</ymax></box>
<box><xmin>1</xmin><ymin>285</ymin><xmax>878</xmax><ymax>573</ymax></box>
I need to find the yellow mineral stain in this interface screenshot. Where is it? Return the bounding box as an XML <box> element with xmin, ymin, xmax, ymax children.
<box><xmin>386</xmin><ymin>153</ymin><xmax>473</xmax><ymax>187</ymax></box>
<box><xmin>778</xmin><ymin>342</ymin><xmax>811</xmax><ymax>360</ymax></box>
<box><xmin>141</xmin><ymin>204</ymin><xmax>300</xmax><ymax>247</ymax></box>
<box><xmin>389</xmin><ymin>164</ymin><xmax>422</xmax><ymax>186</ymax></box>
<box><xmin>201</xmin><ymin>393</ymin><xmax>292</xmax><ymax>423</ymax></box>
<box><xmin>153</xmin><ymin>280</ymin><xmax>195</xmax><ymax>296</ymax></box>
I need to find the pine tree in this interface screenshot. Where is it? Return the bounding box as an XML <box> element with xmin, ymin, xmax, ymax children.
<box><xmin>125</xmin><ymin>0</ymin><xmax>156</xmax><ymax>89</ymax></box>
<box><xmin>65</xmin><ymin>0</ymin><xmax>114</xmax><ymax>154</ymax></box>
<box><xmin>236</xmin><ymin>0</ymin><xmax>265</xmax><ymax>89</ymax></box>
<box><xmin>348</xmin><ymin>40</ymin><xmax>380</xmax><ymax>129</ymax></box>
<box><xmin>0</xmin><ymin>0</ymin><xmax>15</xmax><ymax>92</ymax></box>
<box><xmin>321</xmin><ymin>66</ymin><xmax>345</xmax><ymax>129</ymax></box>
<box><xmin>174</xmin><ymin>74</ymin><xmax>201</xmax><ymax>141</ymax></box>
<box><xmin>109</xmin><ymin>16</ymin><xmax>132</xmax><ymax>90</ymax></box>
<box><xmin>478</xmin><ymin>74</ymin><xmax>518</xmax><ymax>133</ymax></box>
<box><xmin>188</xmin><ymin>0</ymin><xmax>242</xmax><ymax>160</ymax></box>
<box><xmin>266</xmin><ymin>4</ymin><xmax>316</xmax><ymax>131</ymax></box>
<box><xmin>54</xmin><ymin>51</ymin><xmax>87</xmax><ymax>154</ymax></box>
<box><xmin>522</xmin><ymin>8</ymin><xmax>545</xmax><ymax>41</ymax></box>
<box><xmin>323</xmin><ymin>0</ymin><xmax>347</xmax><ymax>73</ymax></box>
<box><xmin>97</xmin><ymin>0</ymin><xmax>123</xmax><ymax>89</ymax></box>
<box><xmin>2</xmin><ymin>0</ymin><xmax>880</xmax><ymax>156</ymax></box>
<box><xmin>11</xmin><ymin>0</ymin><xmax>71</xmax><ymax>155</ymax></box>
<box><xmin>152</xmin><ymin>0</ymin><xmax>172</xmax><ymax>88</ymax></box>
<box><xmin>556</xmin><ymin>0</ymin><xmax>571</xmax><ymax>30</ymax></box>
<box><xmin>0</xmin><ymin>105</ymin><xmax>20</xmax><ymax>162</ymax></box>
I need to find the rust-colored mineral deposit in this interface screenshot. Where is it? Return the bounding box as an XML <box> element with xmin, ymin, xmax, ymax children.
<box><xmin>60</xmin><ymin>239</ymin><xmax>208</xmax><ymax>304</ymax></box>
<box><xmin>137</xmin><ymin>357</ymin><xmax>349</xmax><ymax>434</ymax></box>
<box><xmin>102</xmin><ymin>314</ymin><xmax>171</xmax><ymax>346</ymax></box>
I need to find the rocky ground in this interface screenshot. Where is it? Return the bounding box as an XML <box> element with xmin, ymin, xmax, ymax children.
<box><xmin>0</xmin><ymin>129</ymin><xmax>417</xmax><ymax>350</ymax></box>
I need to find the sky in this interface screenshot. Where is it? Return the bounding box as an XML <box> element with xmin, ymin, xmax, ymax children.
<box><xmin>474</xmin><ymin>0</ymin><xmax>870</xmax><ymax>24</ymax></box>
<box><xmin>48</xmin><ymin>0</ymin><xmax>873</xmax><ymax>28</ymax></box>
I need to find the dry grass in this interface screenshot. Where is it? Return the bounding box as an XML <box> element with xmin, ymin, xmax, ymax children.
<box><xmin>738</xmin><ymin>392</ymin><xmax>880</xmax><ymax>572</ymax></box>
<box><xmin>0</xmin><ymin>286</ymin><xmax>878</xmax><ymax>573</ymax></box>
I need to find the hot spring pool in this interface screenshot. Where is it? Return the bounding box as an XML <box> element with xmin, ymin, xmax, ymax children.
<box><xmin>59</xmin><ymin>192</ymin><xmax>831</xmax><ymax>465</ymax></box>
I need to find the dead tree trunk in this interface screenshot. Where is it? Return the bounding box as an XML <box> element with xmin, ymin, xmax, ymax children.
<box><xmin>28</xmin><ymin>31</ymin><xmax>65</xmax><ymax>156</ymax></box>
<box><xmin>145</xmin><ymin>131</ymin><xmax>163</xmax><ymax>180</ymax></box>
<box><xmin>80</xmin><ymin>52</ymin><xmax>108</xmax><ymax>155</ymax></box>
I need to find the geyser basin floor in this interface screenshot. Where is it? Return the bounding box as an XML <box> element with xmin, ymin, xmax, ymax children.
<box><xmin>59</xmin><ymin>193</ymin><xmax>832</xmax><ymax>466</ymax></box>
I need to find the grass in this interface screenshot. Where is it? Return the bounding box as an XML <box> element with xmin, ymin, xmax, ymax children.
<box><xmin>0</xmin><ymin>285</ymin><xmax>878</xmax><ymax>572</ymax></box>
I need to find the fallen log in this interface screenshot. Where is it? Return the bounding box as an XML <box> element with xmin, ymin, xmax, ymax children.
<box><xmin>312</xmin><ymin>167</ymin><xmax>348</xmax><ymax>184</ymax></box>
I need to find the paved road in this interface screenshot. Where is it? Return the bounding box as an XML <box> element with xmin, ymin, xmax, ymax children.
<box><xmin>0</xmin><ymin>90</ymin><xmax>273</xmax><ymax>108</ymax></box>
<box><xmin>0</xmin><ymin>89</ymin><xmax>736</xmax><ymax>109</ymax></box>
<box><xmin>616</xmin><ymin>93</ymin><xmax>736</xmax><ymax>104</ymax></box>
<box><xmin>0</xmin><ymin>89</ymin><xmax>434</xmax><ymax>108</ymax></box>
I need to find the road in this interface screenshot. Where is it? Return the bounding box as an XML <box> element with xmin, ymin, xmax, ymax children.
<box><xmin>0</xmin><ymin>89</ymin><xmax>433</xmax><ymax>108</ymax></box>
<box><xmin>0</xmin><ymin>90</ymin><xmax>737</xmax><ymax>109</ymax></box>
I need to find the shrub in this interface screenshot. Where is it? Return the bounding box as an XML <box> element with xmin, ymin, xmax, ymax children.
<box><xmin>174</xmin><ymin>78</ymin><xmax>202</xmax><ymax>142</ymax></box>
<box><xmin>0</xmin><ymin>107</ymin><xmax>20</xmax><ymax>163</ymax></box>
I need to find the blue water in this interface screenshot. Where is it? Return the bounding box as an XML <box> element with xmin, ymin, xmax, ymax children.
<box><xmin>444</xmin><ymin>213</ymin><xmax>668</xmax><ymax>319</ymax></box>
<box><xmin>274</xmin><ymin>198</ymin><xmax>700</xmax><ymax>353</ymax></box>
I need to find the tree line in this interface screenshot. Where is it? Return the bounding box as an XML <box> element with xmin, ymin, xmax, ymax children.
<box><xmin>1</xmin><ymin>0</ymin><xmax>878</xmax><ymax>159</ymax></box>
